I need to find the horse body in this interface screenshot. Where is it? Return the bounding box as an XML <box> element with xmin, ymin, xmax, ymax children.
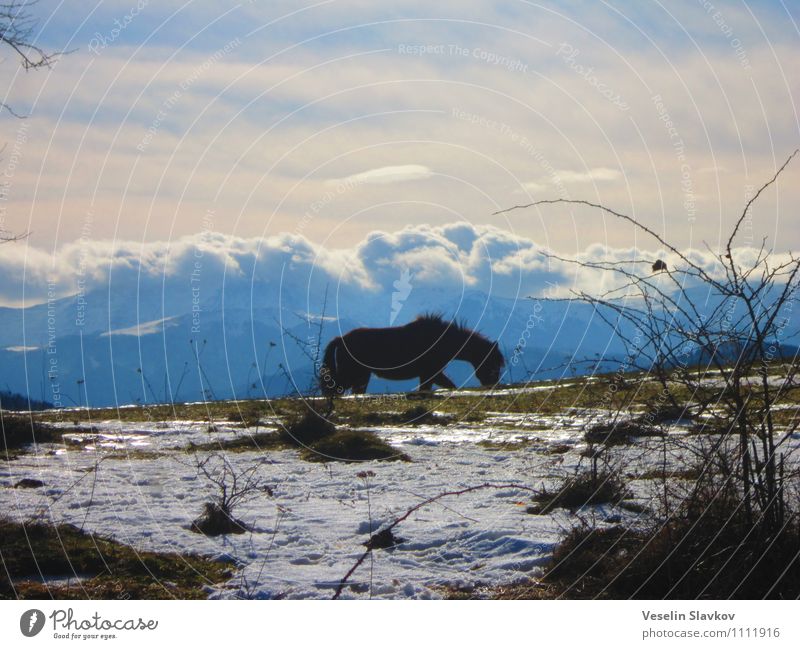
<box><xmin>320</xmin><ymin>315</ymin><xmax>504</xmax><ymax>395</ymax></box>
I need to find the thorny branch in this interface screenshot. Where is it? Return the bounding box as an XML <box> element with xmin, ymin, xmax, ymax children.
<box><xmin>332</xmin><ymin>482</ymin><xmax>538</xmax><ymax>599</ymax></box>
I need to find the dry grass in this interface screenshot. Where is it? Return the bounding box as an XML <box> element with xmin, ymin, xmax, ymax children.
<box><xmin>0</xmin><ymin>518</ymin><xmax>233</xmax><ymax>599</ymax></box>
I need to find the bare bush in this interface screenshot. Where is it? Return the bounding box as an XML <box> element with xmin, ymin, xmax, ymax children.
<box><xmin>498</xmin><ymin>150</ymin><xmax>800</xmax><ymax>535</ymax></box>
<box><xmin>189</xmin><ymin>453</ymin><xmax>273</xmax><ymax>536</ymax></box>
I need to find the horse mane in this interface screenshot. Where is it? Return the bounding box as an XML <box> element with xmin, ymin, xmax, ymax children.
<box><xmin>413</xmin><ymin>313</ymin><xmax>494</xmax><ymax>347</ymax></box>
<box><xmin>415</xmin><ymin>312</ymin><xmax>446</xmax><ymax>325</ymax></box>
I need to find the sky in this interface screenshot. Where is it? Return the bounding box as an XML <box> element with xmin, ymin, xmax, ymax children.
<box><xmin>0</xmin><ymin>0</ymin><xmax>799</xmax><ymax>306</ymax></box>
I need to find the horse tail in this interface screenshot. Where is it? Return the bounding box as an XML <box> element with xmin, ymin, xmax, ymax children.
<box><xmin>320</xmin><ymin>337</ymin><xmax>342</xmax><ymax>396</ymax></box>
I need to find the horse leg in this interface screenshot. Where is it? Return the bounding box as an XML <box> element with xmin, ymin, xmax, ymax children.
<box><xmin>433</xmin><ymin>372</ymin><xmax>456</xmax><ymax>389</ymax></box>
<box><xmin>352</xmin><ymin>373</ymin><xmax>370</xmax><ymax>394</ymax></box>
<box><xmin>418</xmin><ymin>376</ymin><xmax>435</xmax><ymax>392</ymax></box>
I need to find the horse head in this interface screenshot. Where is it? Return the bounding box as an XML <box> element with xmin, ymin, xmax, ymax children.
<box><xmin>473</xmin><ymin>340</ymin><xmax>505</xmax><ymax>386</ymax></box>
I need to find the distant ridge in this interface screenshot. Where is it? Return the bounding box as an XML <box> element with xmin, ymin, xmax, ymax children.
<box><xmin>0</xmin><ymin>390</ymin><xmax>53</xmax><ymax>412</ymax></box>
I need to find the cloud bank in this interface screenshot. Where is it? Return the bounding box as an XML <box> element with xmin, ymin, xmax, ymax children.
<box><xmin>0</xmin><ymin>221</ymin><xmax>775</xmax><ymax>314</ymax></box>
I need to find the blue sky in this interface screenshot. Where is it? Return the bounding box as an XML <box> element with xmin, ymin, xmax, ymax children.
<box><xmin>0</xmin><ymin>0</ymin><xmax>798</xmax><ymax>305</ymax></box>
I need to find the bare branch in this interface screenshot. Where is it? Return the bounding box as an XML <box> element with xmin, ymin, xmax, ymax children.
<box><xmin>1</xmin><ymin>0</ymin><xmax>65</xmax><ymax>116</ymax></box>
<box><xmin>727</xmin><ymin>149</ymin><xmax>799</xmax><ymax>255</ymax></box>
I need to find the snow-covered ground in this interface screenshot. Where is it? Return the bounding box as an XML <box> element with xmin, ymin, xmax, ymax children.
<box><xmin>2</xmin><ymin>397</ymin><xmax>795</xmax><ymax>599</ymax></box>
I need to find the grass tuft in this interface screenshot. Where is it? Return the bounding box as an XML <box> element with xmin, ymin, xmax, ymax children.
<box><xmin>190</xmin><ymin>503</ymin><xmax>249</xmax><ymax>536</ymax></box>
<box><xmin>189</xmin><ymin>431</ymin><xmax>288</xmax><ymax>453</ymax></box>
<box><xmin>528</xmin><ymin>470</ymin><xmax>630</xmax><ymax>515</ymax></box>
<box><xmin>1</xmin><ymin>414</ymin><xmax>62</xmax><ymax>451</ymax></box>
<box><xmin>13</xmin><ymin>478</ymin><xmax>44</xmax><ymax>489</ymax></box>
<box><xmin>279</xmin><ymin>409</ymin><xmax>336</xmax><ymax>446</ymax></box>
<box><xmin>584</xmin><ymin>419</ymin><xmax>663</xmax><ymax>446</ymax></box>
<box><xmin>302</xmin><ymin>430</ymin><xmax>410</xmax><ymax>463</ymax></box>
<box><xmin>0</xmin><ymin>517</ymin><xmax>233</xmax><ymax>599</ymax></box>
<box><xmin>540</xmin><ymin>513</ymin><xmax>800</xmax><ymax>599</ymax></box>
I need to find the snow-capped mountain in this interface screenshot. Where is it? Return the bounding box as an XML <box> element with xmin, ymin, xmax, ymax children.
<box><xmin>0</xmin><ymin>276</ymin><xmax>624</xmax><ymax>407</ymax></box>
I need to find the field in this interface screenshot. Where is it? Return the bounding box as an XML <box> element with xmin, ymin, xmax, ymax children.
<box><xmin>2</xmin><ymin>371</ymin><xmax>800</xmax><ymax>599</ymax></box>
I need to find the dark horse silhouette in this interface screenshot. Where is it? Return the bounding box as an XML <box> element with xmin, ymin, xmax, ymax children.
<box><xmin>320</xmin><ymin>314</ymin><xmax>504</xmax><ymax>395</ymax></box>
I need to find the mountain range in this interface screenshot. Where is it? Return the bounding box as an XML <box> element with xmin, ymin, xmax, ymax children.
<box><xmin>0</xmin><ymin>275</ymin><xmax>630</xmax><ymax>407</ymax></box>
<box><xmin>2</xmin><ymin>263</ymin><xmax>797</xmax><ymax>408</ymax></box>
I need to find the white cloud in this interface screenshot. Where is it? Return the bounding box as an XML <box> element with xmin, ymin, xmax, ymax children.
<box><xmin>103</xmin><ymin>316</ymin><xmax>177</xmax><ymax>337</ymax></box>
<box><xmin>552</xmin><ymin>167</ymin><xmax>623</xmax><ymax>183</ymax></box>
<box><xmin>327</xmin><ymin>164</ymin><xmax>433</xmax><ymax>185</ymax></box>
<box><xmin>515</xmin><ymin>181</ymin><xmax>548</xmax><ymax>194</ymax></box>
